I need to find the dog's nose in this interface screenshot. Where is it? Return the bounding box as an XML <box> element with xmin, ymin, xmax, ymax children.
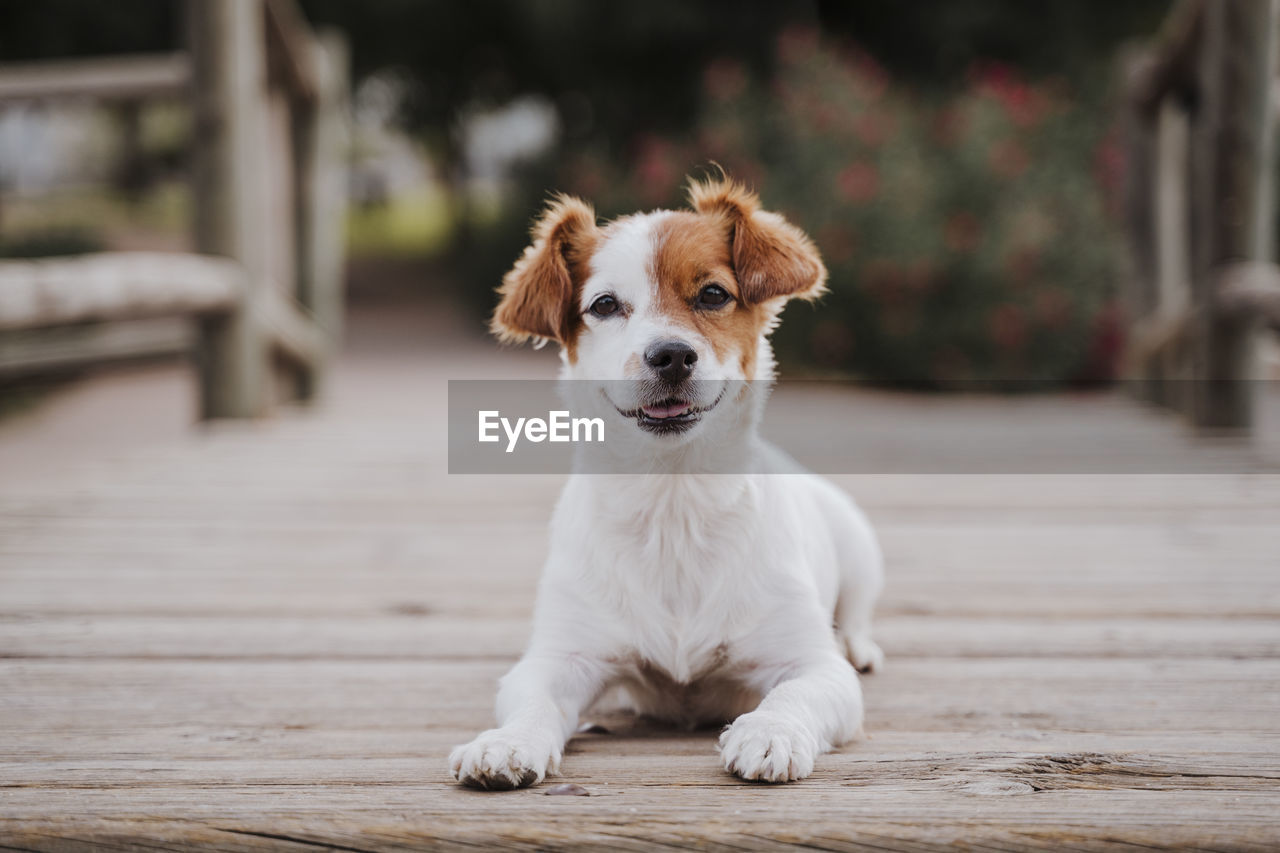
<box><xmin>644</xmin><ymin>340</ymin><xmax>698</xmax><ymax>383</ymax></box>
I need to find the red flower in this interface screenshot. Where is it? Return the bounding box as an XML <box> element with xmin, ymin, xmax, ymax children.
<box><xmin>989</xmin><ymin>303</ymin><xmax>1027</xmax><ymax>353</ymax></box>
<box><xmin>1093</xmin><ymin>131</ymin><xmax>1126</xmax><ymax>219</ymax></box>
<box><xmin>853</xmin><ymin>112</ymin><xmax>893</xmax><ymax>148</ymax></box>
<box><xmin>903</xmin><ymin>259</ymin><xmax>936</xmax><ymax>295</ymax></box>
<box><xmin>838</xmin><ymin>161</ymin><xmax>879</xmax><ymax>204</ymax></box>
<box><xmin>850</xmin><ymin>51</ymin><xmax>889</xmax><ymax>103</ymax></box>
<box><xmin>968</xmin><ymin>60</ymin><xmax>1016</xmax><ymax>92</ymax></box>
<box><xmin>1033</xmin><ymin>288</ymin><xmax>1070</xmax><ymax>328</ymax></box>
<box><xmin>814</xmin><ymin>104</ymin><xmax>838</xmax><ymax>133</ymax></box>
<box><xmin>1076</xmin><ymin>299</ymin><xmax>1125</xmax><ymax>382</ymax></box>
<box><xmin>944</xmin><ymin>212</ymin><xmax>982</xmax><ymax>253</ymax></box>
<box><xmin>1004</xmin><ymin>247</ymin><xmax>1039</xmax><ymax>284</ymax></box>
<box><xmin>989</xmin><ymin>138</ymin><xmax>1030</xmax><ymax>179</ymax></box>
<box><xmin>968</xmin><ymin>60</ymin><xmax>1049</xmax><ymax>128</ymax></box>
<box><xmin>1000</xmin><ymin>84</ymin><xmax>1048</xmax><ymax>128</ymax></box>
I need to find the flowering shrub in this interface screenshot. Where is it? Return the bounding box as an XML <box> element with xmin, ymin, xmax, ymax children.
<box><xmin>506</xmin><ymin>28</ymin><xmax>1123</xmax><ymax>386</ymax></box>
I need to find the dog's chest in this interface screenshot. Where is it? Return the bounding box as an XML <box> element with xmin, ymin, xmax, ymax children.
<box><xmin>596</xmin><ymin>484</ymin><xmax>768</xmax><ymax>684</ymax></box>
<box><xmin>614</xmin><ymin>600</ymin><xmax>739</xmax><ymax>685</ymax></box>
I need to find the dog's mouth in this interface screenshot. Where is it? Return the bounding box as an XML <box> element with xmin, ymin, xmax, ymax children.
<box><xmin>612</xmin><ymin>388</ymin><xmax>724</xmax><ymax>435</ymax></box>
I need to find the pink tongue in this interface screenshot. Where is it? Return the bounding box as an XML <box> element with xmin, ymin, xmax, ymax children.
<box><xmin>641</xmin><ymin>401</ymin><xmax>692</xmax><ymax>419</ymax></box>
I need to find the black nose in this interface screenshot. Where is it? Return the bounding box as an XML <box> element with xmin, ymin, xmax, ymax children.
<box><xmin>644</xmin><ymin>340</ymin><xmax>698</xmax><ymax>383</ymax></box>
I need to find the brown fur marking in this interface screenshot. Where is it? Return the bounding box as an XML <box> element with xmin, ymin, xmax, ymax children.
<box><xmin>648</xmin><ymin>212</ymin><xmax>771</xmax><ymax>379</ymax></box>
<box><xmin>491</xmin><ymin>195</ymin><xmax>600</xmax><ymax>362</ymax></box>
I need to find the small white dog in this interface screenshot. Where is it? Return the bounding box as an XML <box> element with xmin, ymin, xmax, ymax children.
<box><xmin>450</xmin><ymin>176</ymin><xmax>884</xmax><ymax>788</ymax></box>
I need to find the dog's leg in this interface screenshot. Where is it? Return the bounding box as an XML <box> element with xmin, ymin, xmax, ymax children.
<box><xmin>719</xmin><ymin>652</ymin><xmax>862</xmax><ymax>783</ymax></box>
<box><xmin>836</xmin><ymin>573</ymin><xmax>885</xmax><ymax>674</ymax></box>
<box><xmin>832</xmin><ymin>502</ymin><xmax>886</xmax><ymax>674</ymax></box>
<box><xmin>449</xmin><ymin>652</ymin><xmax>608</xmax><ymax>790</ymax></box>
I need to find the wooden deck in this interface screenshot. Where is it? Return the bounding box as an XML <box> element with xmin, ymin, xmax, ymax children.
<box><xmin>3</xmin><ymin>304</ymin><xmax>1279</xmax><ymax>850</ymax></box>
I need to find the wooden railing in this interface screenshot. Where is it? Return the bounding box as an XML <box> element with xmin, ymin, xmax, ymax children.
<box><xmin>0</xmin><ymin>0</ymin><xmax>349</xmax><ymax>419</ymax></box>
<box><xmin>1121</xmin><ymin>0</ymin><xmax>1280</xmax><ymax>431</ymax></box>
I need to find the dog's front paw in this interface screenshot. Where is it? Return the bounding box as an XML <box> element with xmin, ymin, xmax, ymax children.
<box><xmin>449</xmin><ymin>728</ymin><xmax>559</xmax><ymax>790</ymax></box>
<box><xmin>719</xmin><ymin>712</ymin><xmax>819</xmax><ymax>783</ymax></box>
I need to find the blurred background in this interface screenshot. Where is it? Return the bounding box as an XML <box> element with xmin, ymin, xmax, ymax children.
<box><xmin>0</xmin><ymin>1</ymin><xmax>1165</xmax><ymax>379</ymax></box>
<box><xmin>3</xmin><ymin>8</ymin><xmax>1280</xmax><ymax>845</ymax></box>
<box><xmin>0</xmin><ymin>0</ymin><xmax>1277</xmax><ymax>448</ymax></box>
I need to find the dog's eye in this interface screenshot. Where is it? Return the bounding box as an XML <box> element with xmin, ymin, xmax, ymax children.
<box><xmin>696</xmin><ymin>283</ymin><xmax>732</xmax><ymax>309</ymax></box>
<box><xmin>589</xmin><ymin>294</ymin><xmax>620</xmax><ymax>318</ymax></box>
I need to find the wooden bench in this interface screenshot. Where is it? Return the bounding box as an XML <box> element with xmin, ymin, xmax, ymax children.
<box><xmin>0</xmin><ymin>0</ymin><xmax>349</xmax><ymax>418</ymax></box>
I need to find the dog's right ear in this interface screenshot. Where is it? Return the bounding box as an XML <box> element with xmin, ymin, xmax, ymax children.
<box><xmin>491</xmin><ymin>195</ymin><xmax>600</xmax><ymax>346</ymax></box>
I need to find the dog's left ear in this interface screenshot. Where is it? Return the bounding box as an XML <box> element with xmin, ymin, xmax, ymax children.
<box><xmin>492</xmin><ymin>194</ymin><xmax>600</xmax><ymax>346</ymax></box>
<box><xmin>688</xmin><ymin>177</ymin><xmax>827</xmax><ymax>305</ymax></box>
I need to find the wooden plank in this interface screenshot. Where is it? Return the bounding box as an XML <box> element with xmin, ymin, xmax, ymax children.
<box><xmin>1122</xmin><ymin>305</ymin><xmax>1196</xmax><ymax>378</ymax></box>
<box><xmin>5</xmin><ymin>518</ymin><xmax>1276</xmax><ymax>579</ymax></box>
<box><xmin>261</xmin><ymin>286</ymin><xmax>325</xmax><ymax>368</ymax></box>
<box><xmin>3</xmin><ymin>541</ymin><xmax>1278</xmax><ymax>618</ymax></box>
<box><xmin>1</xmin><ymin>615</ymin><xmax>1276</xmax><ymax>661</ymax></box>
<box><xmin>0</xmin><ymin>317</ymin><xmax>190</xmax><ymax>376</ymax></box>
<box><xmin>263</xmin><ymin>0</ymin><xmax>319</xmax><ymax>103</ymax></box>
<box><xmin>2</xmin><ymin>748</ymin><xmax>1278</xmax><ymax>793</ymax></box>
<box><xmin>6</xmin><ymin>726</ymin><xmax>1278</xmax><ymax>767</ymax></box>
<box><xmin>1218</xmin><ymin>260</ymin><xmax>1280</xmax><ymax>332</ymax></box>
<box><xmin>0</xmin><ymin>253</ymin><xmax>242</xmax><ymax>331</ymax></box>
<box><xmin>1</xmin><ymin>787</ymin><xmax>1277</xmax><ymax>852</ymax></box>
<box><xmin>0</xmin><ymin>807</ymin><xmax>1276</xmax><ymax>853</ymax></box>
<box><xmin>2</xmin><ymin>659</ymin><xmax>1276</xmax><ymax>734</ymax></box>
<box><xmin>5</xmin><ymin>471</ymin><xmax>1278</xmax><ymax>516</ymax></box>
<box><xmin>1126</xmin><ymin>0</ymin><xmax>1204</xmax><ymax>117</ymax></box>
<box><xmin>0</xmin><ymin>53</ymin><xmax>188</xmax><ymax>103</ymax></box>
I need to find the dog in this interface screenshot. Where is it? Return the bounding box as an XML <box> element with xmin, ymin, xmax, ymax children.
<box><xmin>449</xmin><ymin>175</ymin><xmax>884</xmax><ymax>788</ymax></box>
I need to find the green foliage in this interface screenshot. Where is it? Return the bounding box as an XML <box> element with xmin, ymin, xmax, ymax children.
<box><xmin>347</xmin><ymin>187</ymin><xmax>454</xmax><ymax>258</ymax></box>
<box><xmin>731</xmin><ymin>37</ymin><xmax>1125</xmax><ymax>386</ymax></box>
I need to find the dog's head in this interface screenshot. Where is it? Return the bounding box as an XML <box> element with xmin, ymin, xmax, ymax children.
<box><xmin>493</xmin><ymin>175</ymin><xmax>826</xmax><ymax>442</ymax></box>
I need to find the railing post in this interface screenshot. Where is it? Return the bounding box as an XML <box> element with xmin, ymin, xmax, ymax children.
<box><xmin>1154</xmin><ymin>99</ymin><xmax>1194</xmax><ymax>414</ymax></box>
<box><xmin>188</xmin><ymin>0</ymin><xmax>271</xmax><ymax>418</ymax></box>
<box><xmin>1190</xmin><ymin>0</ymin><xmax>1279</xmax><ymax>430</ymax></box>
<box><xmin>293</xmin><ymin>28</ymin><xmax>349</xmax><ymax>401</ymax></box>
<box><xmin>1120</xmin><ymin>48</ymin><xmax>1161</xmax><ymax>405</ymax></box>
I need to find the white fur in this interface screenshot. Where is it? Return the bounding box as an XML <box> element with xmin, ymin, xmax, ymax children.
<box><xmin>451</xmin><ymin>212</ymin><xmax>884</xmax><ymax>788</ymax></box>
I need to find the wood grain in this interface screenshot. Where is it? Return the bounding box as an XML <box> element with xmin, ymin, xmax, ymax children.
<box><xmin>2</xmin><ymin>337</ymin><xmax>1279</xmax><ymax>850</ymax></box>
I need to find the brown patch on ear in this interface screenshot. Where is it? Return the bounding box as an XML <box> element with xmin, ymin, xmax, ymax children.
<box><xmin>687</xmin><ymin>176</ymin><xmax>827</xmax><ymax>305</ymax></box>
<box><xmin>491</xmin><ymin>195</ymin><xmax>600</xmax><ymax>349</ymax></box>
